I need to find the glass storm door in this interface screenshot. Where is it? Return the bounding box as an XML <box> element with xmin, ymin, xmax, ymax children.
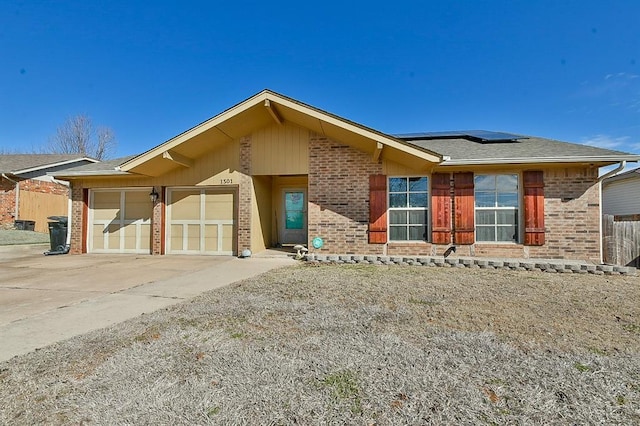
<box><xmin>281</xmin><ymin>189</ymin><xmax>307</xmax><ymax>245</ymax></box>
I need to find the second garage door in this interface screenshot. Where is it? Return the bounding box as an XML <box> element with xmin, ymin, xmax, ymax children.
<box><xmin>166</xmin><ymin>188</ymin><xmax>236</xmax><ymax>255</ymax></box>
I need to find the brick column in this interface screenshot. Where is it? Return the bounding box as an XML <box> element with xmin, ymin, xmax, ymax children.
<box><xmin>237</xmin><ymin>136</ymin><xmax>252</xmax><ymax>254</ymax></box>
<box><xmin>151</xmin><ymin>187</ymin><xmax>164</xmax><ymax>255</ymax></box>
<box><xmin>69</xmin><ymin>183</ymin><xmax>85</xmax><ymax>254</ymax></box>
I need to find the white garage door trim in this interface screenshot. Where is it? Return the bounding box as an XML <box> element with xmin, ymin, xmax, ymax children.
<box><xmin>89</xmin><ymin>188</ymin><xmax>153</xmax><ymax>254</ymax></box>
<box><xmin>166</xmin><ymin>187</ymin><xmax>236</xmax><ymax>255</ymax></box>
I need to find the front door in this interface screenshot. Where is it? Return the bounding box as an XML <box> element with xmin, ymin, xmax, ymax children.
<box><xmin>281</xmin><ymin>189</ymin><xmax>307</xmax><ymax>245</ymax></box>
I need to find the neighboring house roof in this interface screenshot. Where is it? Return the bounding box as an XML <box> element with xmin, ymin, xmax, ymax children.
<box><xmin>51</xmin><ymin>155</ymin><xmax>136</xmax><ymax>177</ymax></box>
<box><xmin>602</xmin><ymin>166</ymin><xmax>640</xmax><ymax>184</ymax></box>
<box><xmin>0</xmin><ymin>154</ymin><xmax>98</xmax><ymax>175</ymax></box>
<box><xmin>397</xmin><ymin>132</ymin><xmax>640</xmax><ymax>165</ymax></box>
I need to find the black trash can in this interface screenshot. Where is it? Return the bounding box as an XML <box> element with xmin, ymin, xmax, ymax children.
<box><xmin>14</xmin><ymin>219</ymin><xmax>36</xmax><ymax>231</ymax></box>
<box><xmin>47</xmin><ymin>216</ymin><xmax>68</xmax><ymax>252</ymax></box>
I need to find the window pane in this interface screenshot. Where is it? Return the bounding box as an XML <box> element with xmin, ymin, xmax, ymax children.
<box><xmin>497</xmin><ymin>192</ymin><xmax>518</xmax><ymax>207</ymax></box>
<box><xmin>474</xmin><ymin>175</ymin><xmax>495</xmax><ymax>190</ymax></box>
<box><xmin>497</xmin><ymin>174</ymin><xmax>518</xmax><ymax>191</ymax></box>
<box><xmin>496</xmin><ymin>210</ymin><xmax>517</xmax><ymax>225</ymax></box>
<box><xmin>475</xmin><ymin>192</ymin><xmax>496</xmax><ymax>207</ymax></box>
<box><xmin>389</xmin><ymin>210</ymin><xmax>407</xmax><ymax>224</ymax></box>
<box><xmin>389</xmin><ymin>193</ymin><xmax>407</xmax><ymax>208</ymax></box>
<box><xmin>390</xmin><ymin>226</ymin><xmax>407</xmax><ymax>241</ymax></box>
<box><xmin>476</xmin><ymin>210</ymin><xmax>495</xmax><ymax>225</ymax></box>
<box><xmin>389</xmin><ymin>177</ymin><xmax>407</xmax><ymax>192</ymax></box>
<box><xmin>409</xmin><ymin>226</ymin><xmax>427</xmax><ymax>240</ymax></box>
<box><xmin>409</xmin><ymin>192</ymin><xmax>428</xmax><ymax>207</ymax></box>
<box><xmin>408</xmin><ymin>210</ymin><xmax>427</xmax><ymax>224</ymax></box>
<box><xmin>476</xmin><ymin>226</ymin><xmax>495</xmax><ymax>242</ymax></box>
<box><xmin>409</xmin><ymin>177</ymin><xmax>427</xmax><ymax>191</ymax></box>
<box><xmin>497</xmin><ymin>225</ymin><xmax>517</xmax><ymax>242</ymax></box>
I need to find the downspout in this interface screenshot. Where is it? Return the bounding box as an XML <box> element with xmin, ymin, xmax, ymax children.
<box><xmin>597</xmin><ymin>161</ymin><xmax>626</xmax><ymax>264</ymax></box>
<box><xmin>2</xmin><ymin>173</ymin><xmax>19</xmax><ymax>221</ymax></box>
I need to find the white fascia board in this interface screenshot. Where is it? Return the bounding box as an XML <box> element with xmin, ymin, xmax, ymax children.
<box><xmin>47</xmin><ymin>170</ymin><xmax>131</xmax><ymax>178</ymax></box>
<box><xmin>440</xmin><ymin>155</ymin><xmax>640</xmax><ymax>166</ymax></box>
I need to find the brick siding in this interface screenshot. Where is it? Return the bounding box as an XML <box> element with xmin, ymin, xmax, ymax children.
<box><xmin>307</xmin><ymin>134</ymin><xmax>385</xmax><ymax>254</ymax></box>
<box><xmin>69</xmin><ymin>183</ymin><xmax>84</xmax><ymax>254</ymax></box>
<box><xmin>237</xmin><ymin>136</ymin><xmax>252</xmax><ymax>254</ymax></box>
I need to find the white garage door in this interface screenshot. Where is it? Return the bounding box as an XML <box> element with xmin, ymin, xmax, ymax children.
<box><xmin>167</xmin><ymin>188</ymin><xmax>235</xmax><ymax>255</ymax></box>
<box><xmin>90</xmin><ymin>189</ymin><xmax>152</xmax><ymax>254</ymax></box>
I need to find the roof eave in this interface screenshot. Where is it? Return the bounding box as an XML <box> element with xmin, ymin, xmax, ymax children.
<box><xmin>48</xmin><ymin>170</ymin><xmax>131</xmax><ymax>179</ymax></box>
<box><xmin>439</xmin><ymin>155</ymin><xmax>640</xmax><ymax>166</ymax></box>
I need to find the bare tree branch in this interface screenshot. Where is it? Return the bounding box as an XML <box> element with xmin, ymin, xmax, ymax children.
<box><xmin>48</xmin><ymin>114</ymin><xmax>117</xmax><ymax>160</ymax></box>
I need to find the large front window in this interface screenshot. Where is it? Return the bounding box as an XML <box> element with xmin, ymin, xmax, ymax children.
<box><xmin>388</xmin><ymin>177</ymin><xmax>428</xmax><ymax>241</ymax></box>
<box><xmin>475</xmin><ymin>174</ymin><xmax>519</xmax><ymax>242</ymax></box>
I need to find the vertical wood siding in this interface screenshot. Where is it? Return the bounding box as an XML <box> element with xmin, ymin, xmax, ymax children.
<box><xmin>252</xmin><ymin>122</ymin><xmax>309</xmax><ymax>175</ymax></box>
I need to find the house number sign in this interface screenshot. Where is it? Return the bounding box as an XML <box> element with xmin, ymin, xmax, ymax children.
<box><xmin>220</xmin><ymin>178</ymin><xmax>233</xmax><ymax>184</ymax></box>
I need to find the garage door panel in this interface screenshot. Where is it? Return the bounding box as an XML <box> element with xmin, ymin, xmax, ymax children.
<box><xmin>167</xmin><ymin>188</ymin><xmax>235</xmax><ymax>255</ymax></box>
<box><xmin>93</xmin><ymin>192</ymin><xmax>120</xmax><ymax>220</ymax></box>
<box><xmin>204</xmin><ymin>224</ymin><xmax>218</xmax><ymax>252</ymax></box>
<box><xmin>125</xmin><ymin>192</ymin><xmax>152</xmax><ymax>220</ymax></box>
<box><xmin>171</xmin><ymin>191</ymin><xmax>201</xmax><ymax>220</ymax></box>
<box><xmin>90</xmin><ymin>189</ymin><xmax>152</xmax><ymax>254</ymax></box>
<box><xmin>222</xmin><ymin>224</ymin><xmax>234</xmax><ymax>252</ymax></box>
<box><xmin>205</xmin><ymin>193</ymin><xmax>234</xmax><ymax>220</ymax></box>
<box><xmin>107</xmin><ymin>224</ymin><xmax>121</xmax><ymax>249</ymax></box>
<box><xmin>187</xmin><ymin>224</ymin><xmax>200</xmax><ymax>251</ymax></box>
<box><xmin>92</xmin><ymin>224</ymin><xmax>105</xmax><ymax>250</ymax></box>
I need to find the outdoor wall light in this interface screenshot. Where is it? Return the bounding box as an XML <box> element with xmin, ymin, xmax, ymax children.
<box><xmin>149</xmin><ymin>187</ymin><xmax>159</xmax><ymax>203</ymax></box>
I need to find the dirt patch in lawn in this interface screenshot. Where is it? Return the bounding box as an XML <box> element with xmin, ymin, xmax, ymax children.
<box><xmin>1</xmin><ymin>265</ymin><xmax>639</xmax><ymax>424</ymax></box>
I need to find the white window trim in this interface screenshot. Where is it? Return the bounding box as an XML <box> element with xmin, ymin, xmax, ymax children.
<box><xmin>474</xmin><ymin>173</ymin><xmax>522</xmax><ymax>244</ymax></box>
<box><xmin>387</xmin><ymin>175</ymin><xmax>430</xmax><ymax>243</ymax></box>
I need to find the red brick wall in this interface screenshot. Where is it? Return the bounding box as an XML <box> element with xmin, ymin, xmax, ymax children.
<box><xmin>0</xmin><ymin>178</ymin><xmax>70</xmax><ymax>228</ymax></box>
<box><xmin>70</xmin><ymin>183</ymin><xmax>85</xmax><ymax>254</ymax></box>
<box><xmin>0</xmin><ymin>178</ymin><xmax>16</xmax><ymax>226</ymax></box>
<box><xmin>307</xmin><ymin>134</ymin><xmax>385</xmax><ymax>254</ymax></box>
<box><xmin>528</xmin><ymin>167</ymin><xmax>600</xmax><ymax>262</ymax></box>
<box><xmin>237</xmin><ymin>136</ymin><xmax>252</xmax><ymax>254</ymax></box>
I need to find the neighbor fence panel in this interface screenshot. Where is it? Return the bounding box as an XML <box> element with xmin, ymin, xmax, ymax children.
<box><xmin>602</xmin><ymin>214</ymin><xmax>640</xmax><ymax>268</ymax></box>
<box><xmin>19</xmin><ymin>190</ymin><xmax>68</xmax><ymax>233</ymax></box>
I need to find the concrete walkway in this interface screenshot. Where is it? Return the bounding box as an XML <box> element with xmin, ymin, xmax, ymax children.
<box><xmin>0</xmin><ymin>245</ymin><xmax>295</xmax><ymax>362</ymax></box>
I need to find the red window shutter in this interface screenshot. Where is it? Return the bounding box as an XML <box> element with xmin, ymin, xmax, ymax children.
<box><xmin>454</xmin><ymin>172</ymin><xmax>475</xmax><ymax>245</ymax></box>
<box><xmin>523</xmin><ymin>170</ymin><xmax>545</xmax><ymax>246</ymax></box>
<box><xmin>369</xmin><ymin>174</ymin><xmax>387</xmax><ymax>244</ymax></box>
<box><xmin>431</xmin><ymin>173</ymin><xmax>452</xmax><ymax>244</ymax></box>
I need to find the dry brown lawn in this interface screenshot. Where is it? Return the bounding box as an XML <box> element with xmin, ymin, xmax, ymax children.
<box><xmin>1</xmin><ymin>264</ymin><xmax>639</xmax><ymax>424</ymax></box>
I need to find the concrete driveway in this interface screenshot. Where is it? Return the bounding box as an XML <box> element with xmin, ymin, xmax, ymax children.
<box><xmin>0</xmin><ymin>244</ymin><xmax>295</xmax><ymax>362</ymax></box>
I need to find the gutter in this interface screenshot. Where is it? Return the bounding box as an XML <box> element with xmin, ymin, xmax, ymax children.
<box><xmin>440</xmin><ymin>155</ymin><xmax>640</xmax><ymax>166</ymax></box>
<box><xmin>597</xmin><ymin>161</ymin><xmax>626</xmax><ymax>265</ymax></box>
<box><xmin>1</xmin><ymin>173</ymin><xmax>20</xmax><ymax>221</ymax></box>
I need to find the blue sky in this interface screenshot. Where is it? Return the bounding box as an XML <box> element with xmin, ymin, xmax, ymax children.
<box><xmin>1</xmin><ymin>1</ymin><xmax>639</xmax><ymax>161</ymax></box>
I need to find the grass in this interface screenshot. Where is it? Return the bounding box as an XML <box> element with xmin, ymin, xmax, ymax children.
<box><xmin>1</xmin><ymin>264</ymin><xmax>639</xmax><ymax>424</ymax></box>
<box><xmin>0</xmin><ymin>229</ymin><xmax>49</xmax><ymax>245</ymax></box>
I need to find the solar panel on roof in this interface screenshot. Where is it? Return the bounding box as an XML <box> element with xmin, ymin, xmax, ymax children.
<box><xmin>394</xmin><ymin>130</ymin><xmax>527</xmax><ymax>143</ymax></box>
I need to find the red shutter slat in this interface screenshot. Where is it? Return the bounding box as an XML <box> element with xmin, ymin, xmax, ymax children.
<box><xmin>369</xmin><ymin>174</ymin><xmax>387</xmax><ymax>244</ymax></box>
<box><xmin>431</xmin><ymin>173</ymin><xmax>452</xmax><ymax>244</ymax></box>
<box><xmin>523</xmin><ymin>170</ymin><xmax>545</xmax><ymax>246</ymax></box>
<box><xmin>454</xmin><ymin>172</ymin><xmax>475</xmax><ymax>245</ymax></box>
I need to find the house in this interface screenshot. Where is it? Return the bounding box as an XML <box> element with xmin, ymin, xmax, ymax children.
<box><xmin>0</xmin><ymin>154</ymin><xmax>98</xmax><ymax>232</ymax></box>
<box><xmin>53</xmin><ymin>90</ymin><xmax>640</xmax><ymax>262</ymax></box>
<box><xmin>602</xmin><ymin>167</ymin><xmax>640</xmax><ymax>217</ymax></box>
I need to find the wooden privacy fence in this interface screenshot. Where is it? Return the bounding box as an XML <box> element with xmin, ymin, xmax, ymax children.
<box><xmin>18</xmin><ymin>190</ymin><xmax>68</xmax><ymax>233</ymax></box>
<box><xmin>602</xmin><ymin>214</ymin><xmax>640</xmax><ymax>268</ymax></box>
